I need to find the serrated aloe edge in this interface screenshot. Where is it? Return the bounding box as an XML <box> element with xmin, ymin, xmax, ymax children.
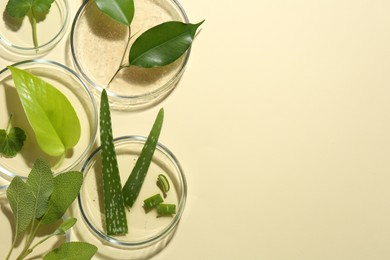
<box><xmin>99</xmin><ymin>89</ymin><xmax>128</xmax><ymax>235</ymax></box>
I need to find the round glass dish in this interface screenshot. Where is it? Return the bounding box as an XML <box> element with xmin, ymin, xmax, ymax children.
<box><xmin>77</xmin><ymin>136</ymin><xmax>187</xmax><ymax>259</ymax></box>
<box><xmin>71</xmin><ymin>0</ymin><xmax>191</xmax><ymax>111</ymax></box>
<box><xmin>0</xmin><ymin>60</ymin><xmax>98</xmax><ymax>181</ymax></box>
<box><xmin>0</xmin><ymin>0</ymin><xmax>69</xmax><ymax>57</ymax></box>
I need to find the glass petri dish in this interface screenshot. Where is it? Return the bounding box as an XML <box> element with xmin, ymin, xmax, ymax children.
<box><xmin>77</xmin><ymin>136</ymin><xmax>187</xmax><ymax>259</ymax></box>
<box><xmin>0</xmin><ymin>60</ymin><xmax>98</xmax><ymax>181</ymax></box>
<box><xmin>71</xmin><ymin>0</ymin><xmax>191</xmax><ymax>111</ymax></box>
<box><xmin>0</xmin><ymin>0</ymin><xmax>69</xmax><ymax>56</ymax></box>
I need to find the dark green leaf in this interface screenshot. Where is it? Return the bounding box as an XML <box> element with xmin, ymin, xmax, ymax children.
<box><xmin>6</xmin><ymin>0</ymin><xmax>54</xmax><ymax>18</ymax></box>
<box><xmin>99</xmin><ymin>89</ymin><xmax>128</xmax><ymax>235</ymax></box>
<box><xmin>8</xmin><ymin>66</ymin><xmax>81</xmax><ymax>157</ymax></box>
<box><xmin>143</xmin><ymin>193</ymin><xmax>163</xmax><ymax>212</ymax></box>
<box><xmin>41</xmin><ymin>171</ymin><xmax>83</xmax><ymax>224</ymax></box>
<box><xmin>26</xmin><ymin>158</ymin><xmax>54</xmax><ymax>219</ymax></box>
<box><xmin>43</xmin><ymin>242</ymin><xmax>97</xmax><ymax>260</ymax></box>
<box><xmin>122</xmin><ymin>108</ymin><xmax>164</xmax><ymax>207</ymax></box>
<box><xmin>0</xmin><ymin>127</ymin><xmax>26</xmax><ymax>157</ymax></box>
<box><xmin>129</xmin><ymin>21</ymin><xmax>204</xmax><ymax>68</ymax></box>
<box><xmin>95</xmin><ymin>0</ymin><xmax>134</xmax><ymax>26</ymax></box>
<box><xmin>6</xmin><ymin>176</ymin><xmax>34</xmax><ymax>235</ymax></box>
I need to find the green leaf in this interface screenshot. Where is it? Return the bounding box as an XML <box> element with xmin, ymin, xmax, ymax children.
<box><xmin>26</xmin><ymin>158</ymin><xmax>54</xmax><ymax>219</ymax></box>
<box><xmin>122</xmin><ymin>108</ymin><xmax>164</xmax><ymax>207</ymax></box>
<box><xmin>99</xmin><ymin>89</ymin><xmax>128</xmax><ymax>235</ymax></box>
<box><xmin>129</xmin><ymin>21</ymin><xmax>204</xmax><ymax>68</ymax></box>
<box><xmin>6</xmin><ymin>176</ymin><xmax>34</xmax><ymax>235</ymax></box>
<box><xmin>43</xmin><ymin>242</ymin><xmax>97</xmax><ymax>260</ymax></box>
<box><xmin>95</xmin><ymin>0</ymin><xmax>134</xmax><ymax>26</ymax></box>
<box><xmin>41</xmin><ymin>171</ymin><xmax>83</xmax><ymax>224</ymax></box>
<box><xmin>53</xmin><ymin>217</ymin><xmax>77</xmax><ymax>235</ymax></box>
<box><xmin>6</xmin><ymin>0</ymin><xmax>54</xmax><ymax>18</ymax></box>
<box><xmin>0</xmin><ymin>127</ymin><xmax>26</xmax><ymax>158</ymax></box>
<box><xmin>8</xmin><ymin>66</ymin><xmax>81</xmax><ymax>157</ymax></box>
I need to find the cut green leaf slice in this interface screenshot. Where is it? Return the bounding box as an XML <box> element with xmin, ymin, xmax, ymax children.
<box><xmin>129</xmin><ymin>21</ymin><xmax>204</xmax><ymax>68</ymax></box>
<box><xmin>95</xmin><ymin>0</ymin><xmax>134</xmax><ymax>26</ymax></box>
<box><xmin>143</xmin><ymin>193</ymin><xmax>163</xmax><ymax>212</ymax></box>
<box><xmin>156</xmin><ymin>203</ymin><xmax>176</xmax><ymax>216</ymax></box>
<box><xmin>99</xmin><ymin>89</ymin><xmax>128</xmax><ymax>235</ymax></box>
<box><xmin>8</xmin><ymin>66</ymin><xmax>81</xmax><ymax>157</ymax></box>
<box><xmin>122</xmin><ymin>108</ymin><xmax>164</xmax><ymax>207</ymax></box>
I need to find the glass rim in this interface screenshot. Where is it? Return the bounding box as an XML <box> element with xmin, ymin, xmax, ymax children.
<box><xmin>0</xmin><ymin>59</ymin><xmax>98</xmax><ymax>180</ymax></box>
<box><xmin>78</xmin><ymin>135</ymin><xmax>188</xmax><ymax>248</ymax></box>
<box><xmin>0</xmin><ymin>0</ymin><xmax>70</xmax><ymax>55</ymax></box>
<box><xmin>70</xmin><ymin>0</ymin><xmax>191</xmax><ymax>102</ymax></box>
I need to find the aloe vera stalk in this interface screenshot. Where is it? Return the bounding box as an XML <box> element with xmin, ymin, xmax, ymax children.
<box><xmin>99</xmin><ymin>89</ymin><xmax>128</xmax><ymax>235</ymax></box>
<box><xmin>156</xmin><ymin>204</ymin><xmax>176</xmax><ymax>216</ymax></box>
<box><xmin>122</xmin><ymin>108</ymin><xmax>164</xmax><ymax>207</ymax></box>
<box><xmin>143</xmin><ymin>193</ymin><xmax>163</xmax><ymax>212</ymax></box>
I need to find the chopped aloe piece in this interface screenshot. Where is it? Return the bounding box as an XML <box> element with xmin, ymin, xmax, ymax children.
<box><xmin>143</xmin><ymin>193</ymin><xmax>163</xmax><ymax>212</ymax></box>
<box><xmin>99</xmin><ymin>89</ymin><xmax>128</xmax><ymax>235</ymax></box>
<box><xmin>122</xmin><ymin>108</ymin><xmax>164</xmax><ymax>208</ymax></box>
<box><xmin>156</xmin><ymin>174</ymin><xmax>170</xmax><ymax>198</ymax></box>
<box><xmin>156</xmin><ymin>204</ymin><xmax>176</xmax><ymax>216</ymax></box>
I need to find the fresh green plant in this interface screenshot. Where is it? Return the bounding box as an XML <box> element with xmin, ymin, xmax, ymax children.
<box><xmin>156</xmin><ymin>204</ymin><xmax>176</xmax><ymax>217</ymax></box>
<box><xmin>94</xmin><ymin>0</ymin><xmax>204</xmax><ymax>86</ymax></box>
<box><xmin>0</xmin><ymin>114</ymin><xmax>26</xmax><ymax>157</ymax></box>
<box><xmin>143</xmin><ymin>193</ymin><xmax>164</xmax><ymax>212</ymax></box>
<box><xmin>43</xmin><ymin>242</ymin><xmax>97</xmax><ymax>260</ymax></box>
<box><xmin>8</xmin><ymin>66</ymin><xmax>81</xmax><ymax>158</ymax></box>
<box><xmin>5</xmin><ymin>158</ymin><xmax>97</xmax><ymax>260</ymax></box>
<box><xmin>99</xmin><ymin>89</ymin><xmax>128</xmax><ymax>235</ymax></box>
<box><xmin>5</xmin><ymin>0</ymin><xmax>55</xmax><ymax>48</ymax></box>
<box><xmin>122</xmin><ymin>107</ymin><xmax>164</xmax><ymax>207</ymax></box>
<box><xmin>156</xmin><ymin>174</ymin><xmax>170</xmax><ymax>198</ymax></box>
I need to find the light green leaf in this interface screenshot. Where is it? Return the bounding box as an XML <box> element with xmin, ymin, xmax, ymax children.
<box><xmin>41</xmin><ymin>171</ymin><xmax>83</xmax><ymax>224</ymax></box>
<box><xmin>26</xmin><ymin>158</ymin><xmax>54</xmax><ymax>219</ymax></box>
<box><xmin>0</xmin><ymin>127</ymin><xmax>26</xmax><ymax>157</ymax></box>
<box><xmin>129</xmin><ymin>21</ymin><xmax>204</xmax><ymax>68</ymax></box>
<box><xmin>43</xmin><ymin>242</ymin><xmax>97</xmax><ymax>260</ymax></box>
<box><xmin>53</xmin><ymin>217</ymin><xmax>77</xmax><ymax>235</ymax></box>
<box><xmin>6</xmin><ymin>0</ymin><xmax>54</xmax><ymax>18</ymax></box>
<box><xmin>99</xmin><ymin>89</ymin><xmax>128</xmax><ymax>235</ymax></box>
<box><xmin>122</xmin><ymin>108</ymin><xmax>164</xmax><ymax>207</ymax></box>
<box><xmin>8</xmin><ymin>66</ymin><xmax>81</xmax><ymax>157</ymax></box>
<box><xmin>6</xmin><ymin>176</ymin><xmax>34</xmax><ymax>235</ymax></box>
<box><xmin>95</xmin><ymin>0</ymin><xmax>134</xmax><ymax>26</ymax></box>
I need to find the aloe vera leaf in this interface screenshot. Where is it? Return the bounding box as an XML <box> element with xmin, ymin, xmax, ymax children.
<box><xmin>122</xmin><ymin>108</ymin><xmax>164</xmax><ymax>207</ymax></box>
<box><xmin>99</xmin><ymin>89</ymin><xmax>128</xmax><ymax>235</ymax></box>
<box><xmin>156</xmin><ymin>203</ymin><xmax>176</xmax><ymax>216</ymax></box>
<box><xmin>143</xmin><ymin>193</ymin><xmax>163</xmax><ymax>212</ymax></box>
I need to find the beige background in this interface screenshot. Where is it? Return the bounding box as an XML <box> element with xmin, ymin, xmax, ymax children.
<box><xmin>2</xmin><ymin>0</ymin><xmax>390</xmax><ymax>259</ymax></box>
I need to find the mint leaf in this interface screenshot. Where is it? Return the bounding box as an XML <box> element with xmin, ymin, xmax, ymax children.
<box><xmin>41</xmin><ymin>171</ymin><xmax>83</xmax><ymax>224</ymax></box>
<box><xmin>6</xmin><ymin>176</ymin><xmax>34</xmax><ymax>235</ymax></box>
<box><xmin>99</xmin><ymin>89</ymin><xmax>128</xmax><ymax>235</ymax></box>
<box><xmin>26</xmin><ymin>158</ymin><xmax>54</xmax><ymax>219</ymax></box>
<box><xmin>129</xmin><ymin>21</ymin><xmax>204</xmax><ymax>68</ymax></box>
<box><xmin>43</xmin><ymin>242</ymin><xmax>97</xmax><ymax>260</ymax></box>
<box><xmin>95</xmin><ymin>0</ymin><xmax>134</xmax><ymax>26</ymax></box>
<box><xmin>8</xmin><ymin>66</ymin><xmax>81</xmax><ymax>157</ymax></box>
<box><xmin>0</xmin><ymin>126</ymin><xmax>26</xmax><ymax>158</ymax></box>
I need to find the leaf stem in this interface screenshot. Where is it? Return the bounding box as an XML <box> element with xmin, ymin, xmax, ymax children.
<box><xmin>30</xmin><ymin>9</ymin><xmax>39</xmax><ymax>49</ymax></box>
<box><xmin>5</xmin><ymin>234</ymin><xmax>18</xmax><ymax>260</ymax></box>
<box><xmin>16</xmin><ymin>219</ymin><xmax>42</xmax><ymax>260</ymax></box>
<box><xmin>6</xmin><ymin>114</ymin><xmax>13</xmax><ymax>133</ymax></box>
<box><xmin>106</xmin><ymin>26</ymin><xmax>132</xmax><ymax>88</ymax></box>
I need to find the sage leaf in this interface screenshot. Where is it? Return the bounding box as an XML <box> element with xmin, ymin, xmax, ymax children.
<box><xmin>95</xmin><ymin>0</ymin><xmax>134</xmax><ymax>26</ymax></box>
<box><xmin>52</xmin><ymin>217</ymin><xmax>77</xmax><ymax>235</ymax></box>
<box><xmin>0</xmin><ymin>127</ymin><xmax>26</xmax><ymax>158</ymax></box>
<box><xmin>26</xmin><ymin>158</ymin><xmax>54</xmax><ymax>219</ymax></box>
<box><xmin>8</xmin><ymin>66</ymin><xmax>81</xmax><ymax>157</ymax></box>
<box><xmin>129</xmin><ymin>21</ymin><xmax>204</xmax><ymax>68</ymax></box>
<box><xmin>6</xmin><ymin>176</ymin><xmax>34</xmax><ymax>235</ymax></box>
<box><xmin>43</xmin><ymin>242</ymin><xmax>97</xmax><ymax>260</ymax></box>
<box><xmin>41</xmin><ymin>171</ymin><xmax>83</xmax><ymax>224</ymax></box>
<box><xmin>122</xmin><ymin>108</ymin><xmax>164</xmax><ymax>207</ymax></box>
<box><xmin>99</xmin><ymin>89</ymin><xmax>128</xmax><ymax>235</ymax></box>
